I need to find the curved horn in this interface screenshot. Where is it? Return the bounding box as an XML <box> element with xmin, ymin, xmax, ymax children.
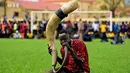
<box><xmin>46</xmin><ymin>0</ymin><xmax>79</xmax><ymax>67</ymax></box>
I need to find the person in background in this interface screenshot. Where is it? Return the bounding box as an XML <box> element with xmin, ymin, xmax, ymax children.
<box><xmin>8</xmin><ymin>21</ymin><xmax>13</xmax><ymax>36</ymax></box>
<box><xmin>113</xmin><ymin>22</ymin><xmax>119</xmax><ymax>34</ymax></box>
<box><xmin>3</xmin><ymin>15</ymin><xmax>8</xmax><ymax>22</ymax></box>
<box><xmin>72</xmin><ymin>21</ymin><xmax>79</xmax><ymax>39</ymax></box>
<box><xmin>39</xmin><ymin>21</ymin><xmax>44</xmax><ymax>33</ymax></box>
<box><xmin>56</xmin><ymin>22</ymin><xmax>63</xmax><ymax>39</ymax></box>
<box><xmin>0</xmin><ymin>21</ymin><xmax>2</xmax><ymax>38</ymax></box>
<box><xmin>20</xmin><ymin>21</ymin><xmax>26</xmax><ymax>39</ymax></box>
<box><xmin>99</xmin><ymin>21</ymin><xmax>108</xmax><ymax>42</ymax></box>
<box><xmin>111</xmin><ymin>31</ymin><xmax>124</xmax><ymax>44</ymax></box>
<box><xmin>82</xmin><ymin>30</ymin><xmax>92</xmax><ymax>42</ymax></box>
<box><xmin>106</xmin><ymin>21</ymin><xmax>110</xmax><ymax>32</ymax></box>
<box><xmin>24</xmin><ymin>21</ymin><xmax>28</xmax><ymax>38</ymax></box>
<box><xmin>13</xmin><ymin>22</ymin><xmax>18</xmax><ymax>32</ymax></box>
<box><xmin>83</xmin><ymin>21</ymin><xmax>88</xmax><ymax>33</ymax></box>
<box><xmin>73</xmin><ymin>21</ymin><xmax>78</xmax><ymax>34</ymax></box>
<box><xmin>87</xmin><ymin>21</ymin><xmax>94</xmax><ymax>39</ymax></box>
<box><xmin>1</xmin><ymin>21</ymin><xmax>7</xmax><ymax>38</ymax></box>
<box><xmin>127</xmin><ymin>22</ymin><xmax>130</xmax><ymax>38</ymax></box>
<box><xmin>87</xmin><ymin>21</ymin><xmax>93</xmax><ymax>31</ymax></box>
<box><xmin>27</xmin><ymin>30</ymin><xmax>33</xmax><ymax>39</ymax></box>
<box><xmin>107</xmin><ymin>31</ymin><xmax>115</xmax><ymax>39</ymax></box>
<box><xmin>38</xmin><ymin>21</ymin><xmax>44</xmax><ymax>38</ymax></box>
<box><xmin>33</xmin><ymin>21</ymin><xmax>38</xmax><ymax>39</ymax></box>
<box><xmin>66</xmin><ymin>20</ymin><xmax>73</xmax><ymax>37</ymax></box>
<box><xmin>4</xmin><ymin>21</ymin><xmax>10</xmax><ymax>38</ymax></box>
<box><xmin>92</xmin><ymin>21</ymin><xmax>99</xmax><ymax>38</ymax></box>
<box><xmin>13</xmin><ymin>30</ymin><xmax>21</xmax><ymax>39</ymax></box>
<box><xmin>25</xmin><ymin>12</ymin><xmax>31</xmax><ymax>21</ymax></box>
<box><xmin>35</xmin><ymin>21</ymin><xmax>41</xmax><ymax>39</ymax></box>
<box><xmin>120</xmin><ymin>22</ymin><xmax>127</xmax><ymax>38</ymax></box>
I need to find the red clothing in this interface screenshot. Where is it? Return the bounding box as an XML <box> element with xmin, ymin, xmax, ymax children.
<box><xmin>21</xmin><ymin>23</ymin><xmax>28</xmax><ymax>33</ymax></box>
<box><xmin>8</xmin><ymin>24</ymin><xmax>13</xmax><ymax>31</ymax></box>
<box><xmin>2</xmin><ymin>24</ymin><xmax>6</xmax><ymax>31</ymax></box>
<box><xmin>67</xmin><ymin>23</ymin><xmax>72</xmax><ymax>27</ymax></box>
<box><xmin>60</xmin><ymin>39</ymin><xmax>90</xmax><ymax>73</ymax></box>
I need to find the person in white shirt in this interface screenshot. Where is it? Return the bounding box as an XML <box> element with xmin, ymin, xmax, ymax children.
<box><xmin>92</xmin><ymin>21</ymin><xmax>100</xmax><ymax>38</ymax></box>
<box><xmin>13</xmin><ymin>30</ymin><xmax>21</xmax><ymax>39</ymax></box>
<box><xmin>92</xmin><ymin>21</ymin><xmax>99</xmax><ymax>32</ymax></box>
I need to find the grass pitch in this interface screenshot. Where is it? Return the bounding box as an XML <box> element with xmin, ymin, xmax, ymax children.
<box><xmin>0</xmin><ymin>39</ymin><xmax>130</xmax><ymax>73</ymax></box>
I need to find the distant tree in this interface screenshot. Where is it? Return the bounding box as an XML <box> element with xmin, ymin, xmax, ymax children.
<box><xmin>104</xmin><ymin>0</ymin><xmax>123</xmax><ymax>17</ymax></box>
<box><xmin>100</xmin><ymin>4</ymin><xmax>108</xmax><ymax>10</ymax></box>
<box><xmin>0</xmin><ymin>1</ymin><xmax>4</xmax><ymax>6</ymax></box>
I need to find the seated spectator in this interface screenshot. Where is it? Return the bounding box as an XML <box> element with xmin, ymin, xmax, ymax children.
<box><xmin>27</xmin><ymin>31</ymin><xmax>33</xmax><ymax>39</ymax></box>
<box><xmin>83</xmin><ymin>31</ymin><xmax>92</xmax><ymax>42</ymax></box>
<box><xmin>120</xmin><ymin>32</ymin><xmax>125</xmax><ymax>37</ymax></box>
<box><xmin>88</xmin><ymin>31</ymin><xmax>94</xmax><ymax>38</ymax></box>
<box><xmin>111</xmin><ymin>32</ymin><xmax>124</xmax><ymax>44</ymax></box>
<box><xmin>13</xmin><ymin>30</ymin><xmax>21</xmax><ymax>39</ymax></box>
<box><xmin>107</xmin><ymin>32</ymin><xmax>115</xmax><ymax>39</ymax></box>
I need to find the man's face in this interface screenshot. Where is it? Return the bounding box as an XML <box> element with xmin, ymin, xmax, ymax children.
<box><xmin>60</xmin><ymin>40</ymin><xmax>66</xmax><ymax>45</ymax></box>
<box><xmin>60</xmin><ymin>39</ymin><xmax>71</xmax><ymax>47</ymax></box>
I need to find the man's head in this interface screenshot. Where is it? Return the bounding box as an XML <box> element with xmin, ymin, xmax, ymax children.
<box><xmin>59</xmin><ymin>33</ymin><xmax>71</xmax><ymax>46</ymax></box>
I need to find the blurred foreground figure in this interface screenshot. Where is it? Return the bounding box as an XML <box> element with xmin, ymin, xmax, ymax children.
<box><xmin>47</xmin><ymin>33</ymin><xmax>90</xmax><ymax>73</ymax></box>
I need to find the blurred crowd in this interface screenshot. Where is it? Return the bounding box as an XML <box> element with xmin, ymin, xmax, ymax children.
<box><xmin>56</xmin><ymin>20</ymin><xmax>130</xmax><ymax>44</ymax></box>
<box><xmin>0</xmin><ymin>17</ymin><xmax>130</xmax><ymax>44</ymax></box>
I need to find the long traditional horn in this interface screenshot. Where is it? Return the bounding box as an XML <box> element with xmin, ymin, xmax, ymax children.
<box><xmin>46</xmin><ymin>0</ymin><xmax>79</xmax><ymax>67</ymax></box>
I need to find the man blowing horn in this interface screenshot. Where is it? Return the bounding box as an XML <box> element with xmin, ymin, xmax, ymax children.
<box><xmin>46</xmin><ymin>0</ymin><xmax>90</xmax><ymax>73</ymax></box>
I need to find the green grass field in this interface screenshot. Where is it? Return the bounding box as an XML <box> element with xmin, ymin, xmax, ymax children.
<box><xmin>0</xmin><ymin>39</ymin><xmax>130</xmax><ymax>73</ymax></box>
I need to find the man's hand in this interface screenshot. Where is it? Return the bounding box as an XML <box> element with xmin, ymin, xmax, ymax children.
<box><xmin>75</xmin><ymin>57</ymin><xmax>83</xmax><ymax>65</ymax></box>
<box><xmin>47</xmin><ymin>44</ymin><xmax>52</xmax><ymax>55</ymax></box>
<box><xmin>62</xmin><ymin>42</ymin><xmax>72</xmax><ymax>52</ymax></box>
<box><xmin>62</xmin><ymin>42</ymin><xmax>84</xmax><ymax>65</ymax></box>
<box><xmin>47</xmin><ymin>44</ymin><xmax>63</xmax><ymax>65</ymax></box>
